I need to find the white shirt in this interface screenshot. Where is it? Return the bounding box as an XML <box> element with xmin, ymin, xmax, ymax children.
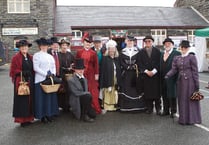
<box><xmin>33</xmin><ymin>51</ymin><xmax>56</xmax><ymax>83</ymax></box>
<box><xmin>164</xmin><ymin>48</ymin><xmax>173</xmax><ymax>54</ymax></box>
<box><xmin>76</xmin><ymin>73</ymin><xmax>85</xmax><ymax>79</ymax></box>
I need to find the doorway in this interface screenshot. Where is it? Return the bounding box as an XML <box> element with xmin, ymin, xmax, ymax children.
<box><xmin>112</xmin><ymin>37</ymin><xmax>125</xmax><ymax>52</ymax></box>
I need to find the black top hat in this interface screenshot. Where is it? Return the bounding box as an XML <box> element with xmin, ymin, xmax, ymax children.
<box><xmin>73</xmin><ymin>58</ymin><xmax>85</xmax><ymax>69</ymax></box>
<box><xmin>50</xmin><ymin>37</ymin><xmax>59</xmax><ymax>44</ymax></box>
<box><xmin>163</xmin><ymin>38</ymin><xmax>174</xmax><ymax>45</ymax></box>
<box><xmin>126</xmin><ymin>35</ymin><xmax>135</xmax><ymax>41</ymax></box>
<box><xmin>179</xmin><ymin>40</ymin><xmax>190</xmax><ymax>48</ymax></box>
<box><xmin>35</xmin><ymin>37</ymin><xmax>51</xmax><ymax>46</ymax></box>
<box><xmin>143</xmin><ymin>36</ymin><xmax>154</xmax><ymax>42</ymax></box>
<box><xmin>16</xmin><ymin>40</ymin><xmax>32</xmax><ymax>48</ymax></box>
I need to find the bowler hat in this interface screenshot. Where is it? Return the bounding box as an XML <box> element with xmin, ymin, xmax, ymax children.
<box><xmin>93</xmin><ymin>36</ymin><xmax>102</xmax><ymax>42</ymax></box>
<box><xmin>179</xmin><ymin>40</ymin><xmax>190</xmax><ymax>48</ymax></box>
<box><xmin>163</xmin><ymin>38</ymin><xmax>174</xmax><ymax>45</ymax></box>
<box><xmin>16</xmin><ymin>40</ymin><xmax>32</xmax><ymax>48</ymax></box>
<box><xmin>143</xmin><ymin>36</ymin><xmax>154</xmax><ymax>42</ymax></box>
<box><xmin>35</xmin><ymin>37</ymin><xmax>51</xmax><ymax>46</ymax></box>
<box><xmin>59</xmin><ymin>37</ymin><xmax>70</xmax><ymax>45</ymax></box>
<box><xmin>50</xmin><ymin>37</ymin><xmax>59</xmax><ymax>44</ymax></box>
<box><xmin>126</xmin><ymin>35</ymin><xmax>135</xmax><ymax>41</ymax></box>
<box><xmin>73</xmin><ymin>59</ymin><xmax>85</xmax><ymax>69</ymax></box>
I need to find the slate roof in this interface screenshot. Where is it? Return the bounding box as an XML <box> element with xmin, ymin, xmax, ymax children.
<box><xmin>55</xmin><ymin>6</ymin><xmax>209</xmax><ymax>34</ymax></box>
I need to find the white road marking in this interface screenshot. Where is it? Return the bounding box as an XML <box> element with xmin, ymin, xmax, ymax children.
<box><xmin>175</xmin><ymin>114</ymin><xmax>209</xmax><ymax>132</ymax></box>
<box><xmin>200</xmin><ymin>89</ymin><xmax>209</xmax><ymax>95</ymax></box>
<box><xmin>199</xmin><ymin>80</ymin><xmax>208</xmax><ymax>84</ymax></box>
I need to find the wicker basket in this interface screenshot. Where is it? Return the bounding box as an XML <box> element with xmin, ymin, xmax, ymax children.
<box><xmin>40</xmin><ymin>77</ymin><xmax>60</xmax><ymax>93</ymax></box>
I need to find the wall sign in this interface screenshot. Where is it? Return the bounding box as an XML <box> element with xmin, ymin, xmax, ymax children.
<box><xmin>2</xmin><ymin>27</ymin><xmax>38</xmax><ymax>35</ymax></box>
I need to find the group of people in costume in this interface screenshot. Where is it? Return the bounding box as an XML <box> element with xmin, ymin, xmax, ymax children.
<box><xmin>9</xmin><ymin>33</ymin><xmax>202</xmax><ymax>127</ymax></box>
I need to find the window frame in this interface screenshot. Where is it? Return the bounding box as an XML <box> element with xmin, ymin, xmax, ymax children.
<box><xmin>7</xmin><ymin>0</ymin><xmax>30</xmax><ymax>14</ymax></box>
<box><xmin>151</xmin><ymin>29</ymin><xmax>167</xmax><ymax>46</ymax></box>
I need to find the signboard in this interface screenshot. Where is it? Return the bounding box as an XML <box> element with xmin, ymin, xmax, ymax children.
<box><xmin>2</xmin><ymin>27</ymin><xmax>38</xmax><ymax>35</ymax></box>
<box><xmin>111</xmin><ymin>30</ymin><xmax>127</xmax><ymax>38</ymax></box>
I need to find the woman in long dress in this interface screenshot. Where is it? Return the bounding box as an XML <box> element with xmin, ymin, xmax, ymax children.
<box><xmin>58</xmin><ymin>38</ymin><xmax>74</xmax><ymax>112</ymax></box>
<box><xmin>165</xmin><ymin>40</ymin><xmax>201</xmax><ymax>125</ymax></box>
<box><xmin>9</xmin><ymin>40</ymin><xmax>34</xmax><ymax>127</ymax></box>
<box><xmin>33</xmin><ymin>38</ymin><xmax>59</xmax><ymax>123</ymax></box>
<box><xmin>100</xmin><ymin>40</ymin><xmax>121</xmax><ymax>111</ymax></box>
<box><xmin>76</xmin><ymin>34</ymin><xmax>101</xmax><ymax>114</ymax></box>
<box><xmin>118</xmin><ymin>36</ymin><xmax>146</xmax><ymax>112</ymax></box>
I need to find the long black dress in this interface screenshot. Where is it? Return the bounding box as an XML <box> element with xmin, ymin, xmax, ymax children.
<box><xmin>118</xmin><ymin>47</ymin><xmax>146</xmax><ymax>111</ymax></box>
<box><xmin>58</xmin><ymin>51</ymin><xmax>74</xmax><ymax>111</ymax></box>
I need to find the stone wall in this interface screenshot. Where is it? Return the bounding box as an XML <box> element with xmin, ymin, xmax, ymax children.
<box><xmin>174</xmin><ymin>0</ymin><xmax>209</xmax><ymax>21</ymax></box>
<box><xmin>0</xmin><ymin>0</ymin><xmax>56</xmax><ymax>61</ymax></box>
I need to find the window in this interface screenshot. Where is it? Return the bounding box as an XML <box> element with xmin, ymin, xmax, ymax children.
<box><xmin>8</xmin><ymin>0</ymin><xmax>30</xmax><ymax>13</ymax></box>
<box><xmin>72</xmin><ymin>30</ymin><xmax>82</xmax><ymax>38</ymax></box>
<box><xmin>187</xmin><ymin>30</ymin><xmax>195</xmax><ymax>44</ymax></box>
<box><xmin>151</xmin><ymin>29</ymin><xmax>167</xmax><ymax>45</ymax></box>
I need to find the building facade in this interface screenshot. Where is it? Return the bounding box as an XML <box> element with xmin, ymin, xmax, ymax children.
<box><xmin>0</xmin><ymin>0</ymin><xmax>56</xmax><ymax>60</ymax></box>
<box><xmin>0</xmin><ymin>0</ymin><xmax>209</xmax><ymax>61</ymax></box>
<box><xmin>174</xmin><ymin>0</ymin><xmax>209</xmax><ymax>21</ymax></box>
<box><xmin>55</xmin><ymin>6</ymin><xmax>208</xmax><ymax>51</ymax></box>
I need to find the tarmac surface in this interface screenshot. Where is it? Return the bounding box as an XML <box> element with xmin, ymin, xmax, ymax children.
<box><xmin>0</xmin><ymin>64</ymin><xmax>209</xmax><ymax>145</ymax></box>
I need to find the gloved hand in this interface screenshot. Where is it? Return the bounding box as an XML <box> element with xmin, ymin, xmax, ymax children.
<box><xmin>46</xmin><ymin>70</ymin><xmax>52</xmax><ymax>78</ymax></box>
<box><xmin>108</xmin><ymin>87</ymin><xmax>112</xmax><ymax>92</ymax></box>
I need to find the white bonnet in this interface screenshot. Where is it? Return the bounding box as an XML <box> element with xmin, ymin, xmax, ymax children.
<box><xmin>106</xmin><ymin>40</ymin><xmax>117</xmax><ymax>48</ymax></box>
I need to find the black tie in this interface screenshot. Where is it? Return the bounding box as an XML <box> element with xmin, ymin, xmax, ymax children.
<box><xmin>79</xmin><ymin>78</ymin><xmax>85</xmax><ymax>91</ymax></box>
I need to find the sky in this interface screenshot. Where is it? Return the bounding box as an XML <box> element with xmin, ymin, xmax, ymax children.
<box><xmin>57</xmin><ymin>0</ymin><xmax>176</xmax><ymax>7</ymax></box>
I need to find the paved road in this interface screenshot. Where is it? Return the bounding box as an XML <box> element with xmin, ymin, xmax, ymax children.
<box><xmin>0</xmin><ymin>64</ymin><xmax>209</xmax><ymax>145</ymax></box>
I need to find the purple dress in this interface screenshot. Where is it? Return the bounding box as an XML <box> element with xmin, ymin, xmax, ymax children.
<box><xmin>166</xmin><ymin>54</ymin><xmax>201</xmax><ymax>124</ymax></box>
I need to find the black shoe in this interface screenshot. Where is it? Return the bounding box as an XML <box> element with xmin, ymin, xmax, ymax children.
<box><xmin>156</xmin><ymin>110</ymin><xmax>162</xmax><ymax>115</ymax></box>
<box><xmin>160</xmin><ymin>111</ymin><xmax>170</xmax><ymax>116</ymax></box>
<box><xmin>170</xmin><ymin>113</ymin><xmax>175</xmax><ymax>118</ymax></box>
<box><xmin>20</xmin><ymin>122</ymin><xmax>32</xmax><ymax>127</ymax></box>
<box><xmin>83</xmin><ymin>115</ymin><xmax>95</xmax><ymax>123</ymax></box>
<box><xmin>41</xmin><ymin>117</ymin><xmax>48</xmax><ymax>123</ymax></box>
<box><xmin>145</xmin><ymin>110</ymin><xmax>153</xmax><ymax>114</ymax></box>
<box><xmin>46</xmin><ymin>116</ymin><xmax>53</xmax><ymax>122</ymax></box>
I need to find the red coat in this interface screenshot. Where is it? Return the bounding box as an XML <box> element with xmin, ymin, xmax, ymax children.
<box><xmin>9</xmin><ymin>52</ymin><xmax>34</xmax><ymax>122</ymax></box>
<box><xmin>76</xmin><ymin>48</ymin><xmax>101</xmax><ymax>114</ymax></box>
<box><xmin>10</xmin><ymin>52</ymin><xmax>32</xmax><ymax>88</ymax></box>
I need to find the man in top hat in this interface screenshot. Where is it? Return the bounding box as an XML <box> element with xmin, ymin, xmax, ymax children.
<box><xmin>138</xmin><ymin>35</ymin><xmax>161</xmax><ymax>115</ymax></box>
<box><xmin>160</xmin><ymin>37</ymin><xmax>181</xmax><ymax>118</ymax></box>
<box><xmin>48</xmin><ymin>37</ymin><xmax>60</xmax><ymax>77</ymax></box>
<box><xmin>76</xmin><ymin>33</ymin><xmax>102</xmax><ymax>114</ymax></box>
<box><xmin>68</xmin><ymin>58</ymin><xmax>96</xmax><ymax>122</ymax></box>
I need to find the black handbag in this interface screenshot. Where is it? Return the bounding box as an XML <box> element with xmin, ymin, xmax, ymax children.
<box><xmin>41</xmin><ymin>75</ymin><xmax>62</xmax><ymax>85</ymax></box>
<box><xmin>190</xmin><ymin>91</ymin><xmax>204</xmax><ymax>101</ymax></box>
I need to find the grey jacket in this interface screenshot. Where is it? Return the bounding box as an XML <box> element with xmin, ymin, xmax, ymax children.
<box><xmin>68</xmin><ymin>74</ymin><xmax>90</xmax><ymax>119</ymax></box>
